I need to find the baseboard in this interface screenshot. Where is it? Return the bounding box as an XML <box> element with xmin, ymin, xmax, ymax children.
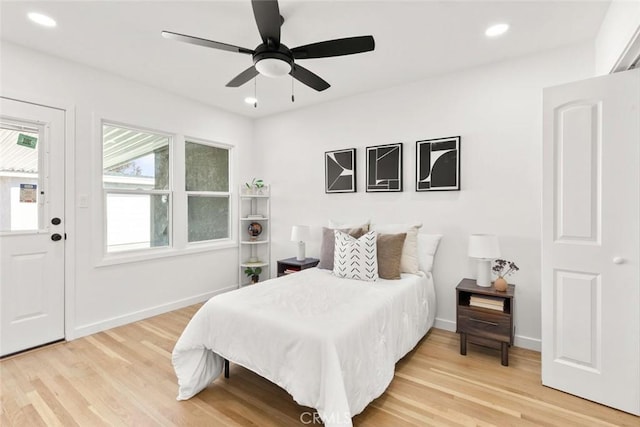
<box><xmin>433</xmin><ymin>317</ymin><xmax>541</xmax><ymax>352</ymax></box>
<box><xmin>68</xmin><ymin>284</ymin><xmax>238</xmax><ymax>340</ymax></box>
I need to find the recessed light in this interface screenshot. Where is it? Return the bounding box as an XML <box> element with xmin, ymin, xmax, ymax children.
<box><xmin>28</xmin><ymin>12</ymin><xmax>57</xmax><ymax>28</ymax></box>
<box><xmin>485</xmin><ymin>23</ymin><xmax>509</xmax><ymax>38</ymax></box>
<box><xmin>244</xmin><ymin>97</ymin><xmax>258</xmax><ymax>105</ymax></box>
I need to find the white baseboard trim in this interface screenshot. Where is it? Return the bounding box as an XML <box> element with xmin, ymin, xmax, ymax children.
<box><xmin>69</xmin><ymin>284</ymin><xmax>237</xmax><ymax>340</ymax></box>
<box><xmin>433</xmin><ymin>317</ymin><xmax>541</xmax><ymax>352</ymax></box>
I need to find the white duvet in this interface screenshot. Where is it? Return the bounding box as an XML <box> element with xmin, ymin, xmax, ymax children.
<box><xmin>172</xmin><ymin>268</ymin><xmax>436</xmax><ymax>427</ymax></box>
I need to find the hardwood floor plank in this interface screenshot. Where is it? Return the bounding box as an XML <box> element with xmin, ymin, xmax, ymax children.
<box><xmin>2</xmin><ymin>304</ymin><xmax>638</xmax><ymax>426</ymax></box>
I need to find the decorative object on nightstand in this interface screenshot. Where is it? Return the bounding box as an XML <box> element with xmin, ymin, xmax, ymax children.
<box><xmin>239</xmin><ymin>184</ymin><xmax>270</xmax><ymax>287</ymax></box>
<box><xmin>492</xmin><ymin>258</ymin><xmax>519</xmax><ymax>292</ymax></box>
<box><xmin>291</xmin><ymin>225</ymin><xmax>311</xmax><ymax>261</ymax></box>
<box><xmin>456</xmin><ymin>278</ymin><xmax>515</xmax><ymax>366</ymax></box>
<box><xmin>277</xmin><ymin>257</ymin><xmax>320</xmax><ymax>277</ymax></box>
<box><xmin>468</xmin><ymin>234</ymin><xmax>501</xmax><ymax>287</ymax></box>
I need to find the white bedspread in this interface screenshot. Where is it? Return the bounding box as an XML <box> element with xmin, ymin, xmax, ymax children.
<box><xmin>172</xmin><ymin>268</ymin><xmax>436</xmax><ymax>427</ymax></box>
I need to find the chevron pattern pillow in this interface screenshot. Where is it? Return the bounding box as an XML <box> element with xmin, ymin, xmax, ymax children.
<box><xmin>333</xmin><ymin>230</ymin><xmax>378</xmax><ymax>281</ymax></box>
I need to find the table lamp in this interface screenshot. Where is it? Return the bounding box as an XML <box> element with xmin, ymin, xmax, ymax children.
<box><xmin>468</xmin><ymin>234</ymin><xmax>501</xmax><ymax>287</ymax></box>
<box><xmin>291</xmin><ymin>225</ymin><xmax>310</xmax><ymax>261</ymax></box>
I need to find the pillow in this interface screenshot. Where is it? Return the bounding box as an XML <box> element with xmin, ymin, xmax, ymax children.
<box><xmin>376</xmin><ymin>233</ymin><xmax>407</xmax><ymax>280</ymax></box>
<box><xmin>333</xmin><ymin>230</ymin><xmax>378</xmax><ymax>281</ymax></box>
<box><xmin>328</xmin><ymin>219</ymin><xmax>370</xmax><ymax>232</ymax></box>
<box><xmin>371</xmin><ymin>223</ymin><xmax>423</xmax><ymax>273</ymax></box>
<box><xmin>417</xmin><ymin>234</ymin><xmax>442</xmax><ymax>273</ymax></box>
<box><xmin>318</xmin><ymin>226</ymin><xmax>367</xmax><ymax>270</ymax></box>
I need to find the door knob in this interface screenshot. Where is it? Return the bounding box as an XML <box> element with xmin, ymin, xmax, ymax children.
<box><xmin>613</xmin><ymin>257</ymin><xmax>625</xmax><ymax>265</ymax></box>
<box><xmin>51</xmin><ymin>233</ymin><xmax>62</xmax><ymax>241</ymax></box>
<box><xmin>51</xmin><ymin>217</ymin><xmax>61</xmax><ymax>225</ymax></box>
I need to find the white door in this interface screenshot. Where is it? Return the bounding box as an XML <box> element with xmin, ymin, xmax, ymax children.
<box><xmin>0</xmin><ymin>98</ymin><xmax>65</xmax><ymax>356</ymax></box>
<box><xmin>542</xmin><ymin>69</ymin><xmax>639</xmax><ymax>415</ymax></box>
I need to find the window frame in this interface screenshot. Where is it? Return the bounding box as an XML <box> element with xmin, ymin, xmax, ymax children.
<box><xmin>97</xmin><ymin>120</ymin><xmax>236</xmax><ymax>267</ymax></box>
<box><xmin>184</xmin><ymin>137</ymin><xmax>233</xmax><ymax>246</ymax></box>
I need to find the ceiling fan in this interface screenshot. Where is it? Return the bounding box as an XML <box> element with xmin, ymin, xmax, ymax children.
<box><xmin>161</xmin><ymin>0</ymin><xmax>375</xmax><ymax>92</ymax></box>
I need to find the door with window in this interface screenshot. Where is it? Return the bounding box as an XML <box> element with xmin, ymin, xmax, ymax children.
<box><xmin>0</xmin><ymin>98</ymin><xmax>65</xmax><ymax>356</ymax></box>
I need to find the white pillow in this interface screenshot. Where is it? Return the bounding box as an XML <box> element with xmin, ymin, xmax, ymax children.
<box><xmin>417</xmin><ymin>234</ymin><xmax>442</xmax><ymax>273</ymax></box>
<box><xmin>333</xmin><ymin>230</ymin><xmax>378</xmax><ymax>281</ymax></box>
<box><xmin>328</xmin><ymin>219</ymin><xmax>370</xmax><ymax>231</ymax></box>
<box><xmin>371</xmin><ymin>223</ymin><xmax>422</xmax><ymax>274</ymax></box>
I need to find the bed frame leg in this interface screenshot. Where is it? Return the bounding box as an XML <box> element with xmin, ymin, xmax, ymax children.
<box><xmin>224</xmin><ymin>358</ymin><xmax>229</xmax><ymax>378</ymax></box>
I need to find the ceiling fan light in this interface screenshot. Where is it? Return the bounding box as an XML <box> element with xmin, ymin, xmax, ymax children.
<box><xmin>255</xmin><ymin>58</ymin><xmax>291</xmax><ymax>78</ymax></box>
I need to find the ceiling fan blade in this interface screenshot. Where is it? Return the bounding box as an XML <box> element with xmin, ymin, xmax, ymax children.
<box><xmin>290</xmin><ymin>64</ymin><xmax>330</xmax><ymax>92</ymax></box>
<box><xmin>292</xmin><ymin>36</ymin><xmax>375</xmax><ymax>59</ymax></box>
<box><xmin>226</xmin><ymin>66</ymin><xmax>260</xmax><ymax>87</ymax></box>
<box><xmin>251</xmin><ymin>0</ymin><xmax>281</xmax><ymax>46</ymax></box>
<box><xmin>162</xmin><ymin>31</ymin><xmax>254</xmax><ymax>55</ymax></box>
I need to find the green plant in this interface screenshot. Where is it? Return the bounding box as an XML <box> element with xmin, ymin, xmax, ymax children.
<box><xmin>244</xmin><ymin>266</ymin><xmax>262</xmax><ymax>277</ymax></box>
<box><xmin>245</xmin><ymin>178</ymin><xmax>264</xmax><ymax>189</ymax></box>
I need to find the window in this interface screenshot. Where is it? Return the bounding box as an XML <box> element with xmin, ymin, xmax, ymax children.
<box><xmin>103</xmin><ymin>123</ymin><xmax>171</xmax><ymax>253</ymax></box>
<box><xmin>185</xmin><ymin>140</ymin><xmax>230</xmax><ymax>243</ymax></box>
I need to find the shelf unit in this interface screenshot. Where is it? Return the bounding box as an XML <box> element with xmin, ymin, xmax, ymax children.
<box><xmin>238</xmin><ymin>186</ymin><xmax>270</xmax><ymax>287</ymax></box>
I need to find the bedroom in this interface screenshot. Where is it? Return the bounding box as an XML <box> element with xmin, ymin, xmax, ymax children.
<box><xmin>0</xmin><ymin>0</ymin><xmax>638</xmax><ymax>425</ymax></box>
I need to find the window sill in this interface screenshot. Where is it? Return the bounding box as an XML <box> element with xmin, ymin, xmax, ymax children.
<box><xmin>96</xmin><ymin>240</ymin><xmax>238</xmax><ymax>267</ymax></box>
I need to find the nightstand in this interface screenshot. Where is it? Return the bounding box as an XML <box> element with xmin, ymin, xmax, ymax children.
<box><xmin>277</xmin><ymin>257</ymin><xmax>320</xmax><ymax>277</ymax></box>
<box><xmin>456</xmin><ymin>278</ymin><xmax>515</xmax><ymax>366</ymax></box>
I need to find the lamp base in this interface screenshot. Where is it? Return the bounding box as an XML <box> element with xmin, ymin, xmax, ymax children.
<box><xmin>476</xmin><ymin>259</ymin><xmax>492</xmax><ymax>287</ymax></box>
<box><xmin>296</xmin><ymin>241</ymin><xmax>306</xmax><ymax>261</ymax></box>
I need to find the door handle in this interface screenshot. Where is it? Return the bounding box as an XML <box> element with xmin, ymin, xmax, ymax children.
<box><xmin>51</xmin><ymin>217</ymin><xmax>61</xmax><ymax>225</ymax></box>
<box><xmin>51</xmin><ymin>233</ymin><xmax>62</xmax><ymax>242</ymax></box>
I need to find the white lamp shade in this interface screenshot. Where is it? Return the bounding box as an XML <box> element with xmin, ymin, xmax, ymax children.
<box><xmin>468</xmin><ymin>234</ymin><xmax>501</xmax><ymax>259</ymax></box>
<box><xmin>291</xmin><ymin>225</ymin><xmax>310</xmax><ymax>242</ymax></box>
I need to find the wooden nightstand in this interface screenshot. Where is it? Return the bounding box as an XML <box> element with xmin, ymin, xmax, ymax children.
<box><xmin>456</xmin><ymin>278</ymin><xmax>515</xmax><ymax>366</ymax></box>
<box><xmin>277</xmin><ymin>257</ymin><xmax>320</xmax><ymax>277</ymax></box>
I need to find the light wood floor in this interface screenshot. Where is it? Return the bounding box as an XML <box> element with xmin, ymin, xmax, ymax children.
<box><xmin>1</xmin><ymin>304</ymin><xmax>637</xmax><ymax>426</ymax></box>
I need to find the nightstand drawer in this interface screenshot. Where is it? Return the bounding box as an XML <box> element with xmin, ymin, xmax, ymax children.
<box><xmin>458</xmin><ymin>307</ymin><xmax>511</xmax><ymax>342</ymax></box>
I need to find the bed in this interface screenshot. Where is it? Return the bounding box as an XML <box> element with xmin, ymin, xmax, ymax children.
<box><xmin>172</xmin><ymin>266</ymin><xmax>437</xmax><ymax>427</ymax></box>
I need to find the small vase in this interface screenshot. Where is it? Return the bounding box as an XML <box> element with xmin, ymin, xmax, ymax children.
<box><xmin>494</xmin><ymin>276</ymin><xmax>508</xmax><ymax>292</ymax></box>
<box><xmin>251</xmin><ymin>275</ymin><xmax>259</xmax><ymax>284</ymax></box>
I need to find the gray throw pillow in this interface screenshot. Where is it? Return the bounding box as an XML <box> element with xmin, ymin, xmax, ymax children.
<box><xmin>318</xmin><ymin>226</ymin><xmax>366</xmax><ymax>270</ymax></box>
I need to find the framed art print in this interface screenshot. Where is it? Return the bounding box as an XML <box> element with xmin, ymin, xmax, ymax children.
<box><xmin>416</xmin><ymin>136</ymin><xmax>460</xmax><ymax>191</ymax></box>
<box><xmin>366</xmin><ymin>143</ymin><xmax>403</xmax><ymax>192</ymax></box>
<box><xmin>325</xmin><ymin>148</ymin><xmax>356</xmax><ymax>193</ymax></box>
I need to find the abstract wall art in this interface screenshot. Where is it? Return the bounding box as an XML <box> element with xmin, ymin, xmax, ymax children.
<box><xmin>416</xmin><ymin>136</ymin><xmax>460</xmax><ymax>191</ymax></box>
<box><xmin>366</xmin><ymin>143</ymin><xmax>403</xmax><ymax>192</ymax></box>
<box><xmin>325</xmin><ymin>148</ymin><xmax>356</xmax><ymax>193</ymax></box>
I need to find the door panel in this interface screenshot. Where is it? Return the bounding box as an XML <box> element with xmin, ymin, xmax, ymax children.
<box><xmin>0</xmin><ymin>97</ymin><xmax>65</xmax><ymax>356</ymax></box>
<box><xmin>542</xmin><ymin>69</ymin><xmax>640</xmax><ymax>415</ymax></box>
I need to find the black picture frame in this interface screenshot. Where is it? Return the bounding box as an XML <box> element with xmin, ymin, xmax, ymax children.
<box><xmin>366</xmin><ymin>143</ymin><xmax>403</xmax><ymax>192</ymax></box>
<box><xmin>325</xmin><ymin>148</ymin><xmax>357</xmax><ymax>193</ymax></box>
<box><xmin>416</xmin><ymin>136</ymin><xmax>461</xmax><ymax>191</ymax></box>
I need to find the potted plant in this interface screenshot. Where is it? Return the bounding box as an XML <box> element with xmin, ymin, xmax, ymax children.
<box><xmin>244</xmin><ymin>266</ymin><xmax>262</xmax><ymax>284</ymax></box>
<box><xmin>492</xmin><ymin>259</ymin><xmax>519</xmax><ymax>292</ymax></box>
<box><xmin>245</xmin><ymin>178</ymin><xmax>265</xmax><ymax>194</ymax></box>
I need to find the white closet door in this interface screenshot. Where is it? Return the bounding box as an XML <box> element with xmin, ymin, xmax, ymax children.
<box><xmin>542</xmin><ymin>69</ymin><xmax>639</xmax><ymax>415</ymax></box>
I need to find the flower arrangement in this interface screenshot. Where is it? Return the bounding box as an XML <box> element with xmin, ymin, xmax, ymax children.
<box><xmin>492</xmin><ymin>259</ymin><xmax>519</xmax><ymax>278</ymax></box>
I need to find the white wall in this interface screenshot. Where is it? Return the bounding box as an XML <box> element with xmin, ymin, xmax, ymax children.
<box><xmin>595</xmin><ymin>0</ymin><xmax>640</xmax><ymax>74</ymax></box>
<box><xmin>0</xmin><ymin>42</ymin><xmax>253</xmax><ymax>338</ymax></box>
<box><xmin>253</xmin><ymin>43</ymin><xmax>595</xmax><ymax>350</ymax></box>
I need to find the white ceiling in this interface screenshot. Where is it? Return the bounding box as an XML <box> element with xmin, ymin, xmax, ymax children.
<box><xmin>0</xmin><ymin>1</ymin><xmax>610</xmax><ymax>118</ymax></box>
